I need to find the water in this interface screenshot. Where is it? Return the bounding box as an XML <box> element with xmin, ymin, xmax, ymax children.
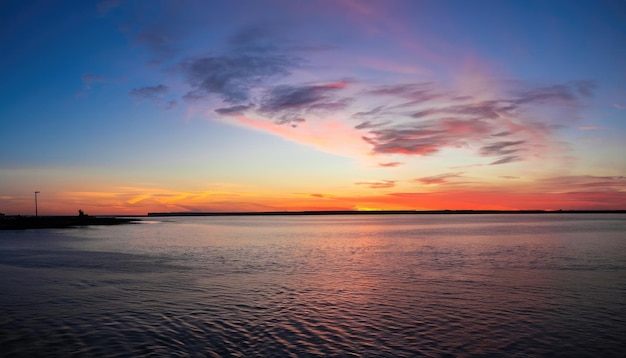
<box><xmin>1</xmin><ymin>214</ymin><xmax>625</xmax><ymax>357</ymax></box>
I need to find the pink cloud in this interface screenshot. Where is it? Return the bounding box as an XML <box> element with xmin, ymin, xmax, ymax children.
<box><xmin>233</xmin><ymin>115</ymin><xmax>370</xmax><ymax>158</ymax></box>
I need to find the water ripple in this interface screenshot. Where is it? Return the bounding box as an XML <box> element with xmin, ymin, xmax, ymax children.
<box><xmin>1</xmin><ymin>214</ymin><xmax>625</xmax><ymax>356</ymax></box>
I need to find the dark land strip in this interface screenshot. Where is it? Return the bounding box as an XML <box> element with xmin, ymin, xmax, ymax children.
<box><xmin>148</xmin><ymin>209</ymin><xmax>626</xmax><ymax>217</ymax></box>
<box><xmin>0</xmin><ymin>215</ymin><xmax>138</xmax><ymax>230</ymax></box>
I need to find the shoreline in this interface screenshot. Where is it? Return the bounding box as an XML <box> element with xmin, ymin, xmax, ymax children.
<box><xmin>0</xmin><ymin>216</ymin><xmax>139</xmax><ymax>230</ymax></box>
<box><xmin>147</xmin><ymin>209</ymin><xmax>626</xmax><ymax>217</ymax></box>
<box><xmin>3</xmin><ymin>210</ymin><xmax>624</xmax><ymax>229</ymax></box>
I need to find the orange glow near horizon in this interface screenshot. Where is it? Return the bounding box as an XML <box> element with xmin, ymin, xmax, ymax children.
<box><xmin>4</xmin><ymin>185</ymin><xmax>624</xmax><ymax>216</ymax></box>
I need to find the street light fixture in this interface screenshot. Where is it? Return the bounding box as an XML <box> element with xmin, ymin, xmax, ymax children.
<box><xmin>35</xmin><ymin>191</ymin><xmax>40</xmax><ymax>217</ymax></box>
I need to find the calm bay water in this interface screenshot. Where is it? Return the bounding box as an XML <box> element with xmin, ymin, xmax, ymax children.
<box><xmin>1</xmin><ymin>214</ymin><xmax>625</xmax><ymax>357</ymax></box>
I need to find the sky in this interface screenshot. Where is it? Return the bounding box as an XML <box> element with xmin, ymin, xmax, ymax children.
<box><xmin>1</xmin><ymin>0</ymin><xmax>625</xmax><ymax>215</ymax></box>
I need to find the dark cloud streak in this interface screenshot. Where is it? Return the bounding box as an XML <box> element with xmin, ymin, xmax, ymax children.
<box><xmin>414</xmin><ymin>172</ymin><xmax>463</xmax><ymax>185</ymax></box>
<box><xmin>129</xmin><ymin>84</ymin><xmax>168</xmax><ymax>99</ymax></box>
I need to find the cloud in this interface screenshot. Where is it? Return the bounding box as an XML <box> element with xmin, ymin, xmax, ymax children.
<box><xmin>180</xmin><ymin>27</ymin><xmax>301</xmax><ymax>104</ymax></box>
<box><xmin>129</xmin><ymin>84</ymin><xmax>176</xmax><ymax>110</ymax></box>
<box><xmin>352</xmin><ymin>105</ymin><xmax>386</xmax><ymax>118</ymax></box>
<box><xmin>578</xmin><ymin>126</ymin><xmax>600</xmax><ymax>131</ymax></box>
<box><xmin>355</xmin><ymin>80</ymin><xmax>593</xmax><ymax>165</ymax></box>
<box><xmin>362</xmin><ymin>116</ymin><xmax>493</xmax><ymax>156</ymax></box>
<box><xmin>208</xmin><ymin>75</ymin><xmax>594</xmax><ymax>167</ymax></box>
<box><xmin>258</xmin><ymin>82</ymin><xmax>351</xmax><ymax>125</ymax></box>
<box><xmin>366</xmin><ymin>83</ymin><xmax>437</xmax><ymax>100</ymax></box>
<box><xmin>491</xmin><ymin>131</ymin><xmax>512</xmax><ymax>137</ymax></box>
<box><xmin>511</xmin><ymin>81</ymin><xmax>595</xmax><ymax>105</ymax></box>
<box><xmin>354</xmin><ymin>121</ymin><xmax>390</xmax><ymax>130</ymax></box>
<box><xmin>115</xmin><ymin>17</ymin><xmax>596</xmax><ymax>167</ymax></box>
<box><xmin>489</xmin><ymin>156</ymin><xmax>521</xmax><ymax>165</ymax></box>
<box><xmin>378</xmin><ymin>162</ymin><xmax>403</xmax><ymax>168</ymax></box>
<box><xmin>414</xmin><ymin>172</ymin><xmax>463</xmax><ymax>185</ymax></box>
<box><xmin>215</xmin><ymin>104</ymin><xmax>254</xmax><ymax>115</ymax></box>
<box><xmin>181</xmin><ymin>54</ymin><xmax>297</xmax><ymax>104</ymax></box>
<box><xmin>613</xmin><ymin>104</ymin><xmax>625</xmax><ymax>110</ymax></box>
<box><xmin>129</xmin><ymin>84</ymin><xmax>168</xmax><ymax>99</ymax></box>
<box><xmin>355</xmin><ymin>180</ymin><xmax>396</xmax><ymax>189</ymax></box>
<box><xmin>479</xmin><ymin>140</ymin><xmax>525</xmax><ymax>157</ymax></box>
<box><xmin>538</xmin><ymin>175</ymin><xmax>626</xmax><ymax>191</ymax></box>
<box><xmin>234</xmin><ymin>115</ymin><xmax>370</xmax><ymax>158</ymax></box>
<box><xmin>363</xmin><ymin>126</ymin><xmax>445</xmax><ymax>155</ymax></box>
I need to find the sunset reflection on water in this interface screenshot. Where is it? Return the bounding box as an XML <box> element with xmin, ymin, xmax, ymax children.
<box><xmin>1</xmin><ymin>214</ymin><xmax>625</xmax><ymax>356</ymax></box>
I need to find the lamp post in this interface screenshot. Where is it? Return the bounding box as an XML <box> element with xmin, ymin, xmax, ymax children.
<box><xmin>34</xmin><ymin>191</ymin><xmax>40</xmax><ymax>217</ymax></box>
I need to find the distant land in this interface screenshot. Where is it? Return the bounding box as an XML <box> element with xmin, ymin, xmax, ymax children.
<box><xmin>3</xmin><ymin>210</ymin><xmax>624</xmax><ymax>230</ymax></box>
<box><xmin>147</xmin><ymin>210</ymin><xmax>626</xmax><ymax>217</ymax></box>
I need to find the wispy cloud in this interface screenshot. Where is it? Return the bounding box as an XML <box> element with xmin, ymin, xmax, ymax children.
<box><xmin>414</xmin><ymin>172</ymin><xmax>463</xmax><ymax>185</ymax></box>
<box><xmin>479</xmin><ymin>140</ymin><xmax>525</xmax><ymax>157</ymax></box>
<box><xmin>258</xmin><ymin>82</ymin><xmax>351</xmax><ymax>126</ymax></box>
<box><xmin>130</xmin><ymin>84</ymin><xmax>168</xmax><ymax>99</ymax></box>
<box><xmin>355</xmin><ymin>180</ymin><xmax>396</xmax><ymax>189</ymax></box>
<box><xmin>537</xmin><ymin>175</ymin><xmax>626</xmax><ymax>191</ymax></box>
<box><xmin>356</xmin><ymin>80</ymin><xmax>594</xmax><ymax>165</ymax></box>
<box><xmin>378</xmin><ymin>162</ymin><xmax>403</xmax><ymax>168</ymax></box>
<box><xmin>129</xmin><ymin>84</ymin><xmax>176</xmax><ymax>110</ymax></box>
<box><xmin>489</xmin><ymin>156</ymin><xmax>521</xmax><ymax>165</ymax></box>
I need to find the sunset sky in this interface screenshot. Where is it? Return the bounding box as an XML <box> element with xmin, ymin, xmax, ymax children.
<box><xmin>1</xmin><ymin>0</ymin><xmax>625</xmax><ymax>215</ymax></box>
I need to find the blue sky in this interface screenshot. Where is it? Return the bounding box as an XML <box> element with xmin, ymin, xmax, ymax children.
<box><xmin>1</xmin><ymin>0</ymin><xmax>625</xmax><ymax>214</ymax></box>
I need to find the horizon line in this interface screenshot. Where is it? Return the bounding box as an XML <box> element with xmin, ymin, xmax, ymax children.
<box><xmin>146</xmin><ymin>209</ymin><xmax>626</xmax><ymax>217</ymax></box>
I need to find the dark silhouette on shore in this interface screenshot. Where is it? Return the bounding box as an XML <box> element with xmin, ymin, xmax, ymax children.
<box><xmin>0</xmin><ymin>210</ymin><xmax>137</xmax><ymax>230</ymax></box>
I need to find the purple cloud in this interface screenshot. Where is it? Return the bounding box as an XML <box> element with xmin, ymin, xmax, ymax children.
<box><xmin>180</xmin><ymin>26</ymin><xmax>302</xmax><ymax>104</ymax></box>
<box><xmin>259</xmin><ymin>82</ymin><xmax>351</xmax><ymax>125</ymax></box>
<box><xmin>182</xmin><ymin>54</ymin><xmax>297</xmax><ymax>104</ymax></box>
<box><xmin>479</xmin><ymin>140</ymin><xmax>525</xmax><ymax>157</ymax></box>
<box><xmin>129</xmin><ymin>84</ymin><xmax>168</xmax><ymax>99</ymax></box>
<box><xmin>356</xmin><ymin>80</ymin><xmax>593</xmax><ymax>165</ymax></box>
<box><xmin>215</xmin><ymin>104</ymin><xmax>254</xmax><ymax>115</ymax></box>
